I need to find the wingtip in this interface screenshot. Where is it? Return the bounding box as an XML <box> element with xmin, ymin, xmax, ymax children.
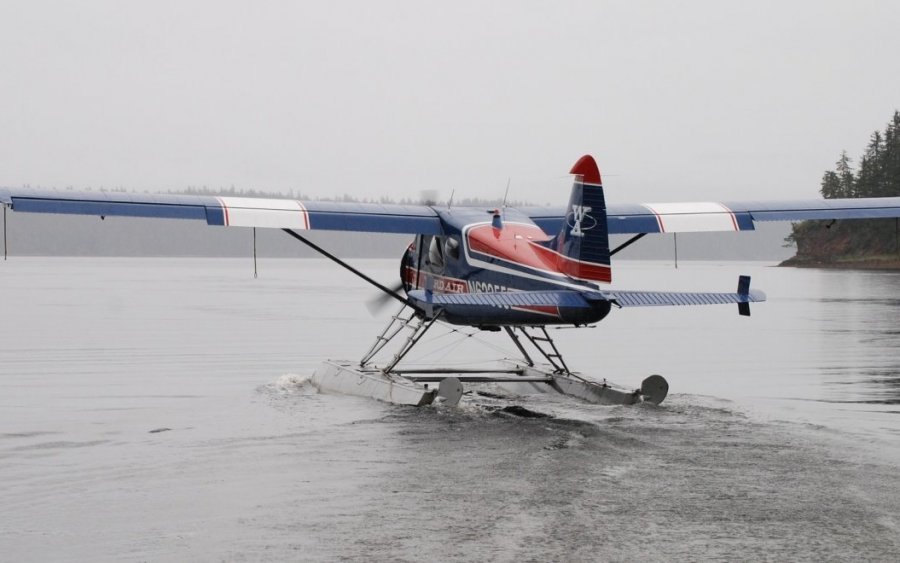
<box><xmin>570</xmin><ymin>155</ymin><xmax>602</xmax><ymax>185</ymax></box>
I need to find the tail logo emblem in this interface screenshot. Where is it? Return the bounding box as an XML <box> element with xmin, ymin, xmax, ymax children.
<box><xmin>567</xmin><ymin>205</ymin><xmax>595</xmax><ymax>237</ymax></box>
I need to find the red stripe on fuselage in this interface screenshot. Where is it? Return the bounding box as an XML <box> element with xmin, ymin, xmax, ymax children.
<box><xmin>527</xmin><ymin>243</ymin><xmax>612</xmax><ymax>283</ymax></box>
<box><xmin>465</xmin><ymin>223</ymin><xmax>611</xmax><ymax>284</ymax></box>
<box><xmin>557</xmin><ymin>257</ymin><xmax>612</xmax><ymax>283</ymax></box>
<box><xmin>466</xmin><ymin>223</ymin><xmax>558</xmax><ymax>271</ymax></box>
<box><xmin>512</xmin><ymin>305</ymin><xmax>561</xmax><ymax>318</ymax></box>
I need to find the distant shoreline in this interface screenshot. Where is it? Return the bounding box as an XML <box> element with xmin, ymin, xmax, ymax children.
<box><xmin>779</xmin><ymin>256</ymin><xmax>900</xmax><ymax>270</ymax></box>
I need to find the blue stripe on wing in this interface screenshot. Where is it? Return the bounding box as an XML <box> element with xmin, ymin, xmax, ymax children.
<box><xmin>725</xmin><ymin>198</ymin><xmax>900</xmax><ymax>222</ymax></box>
<box><xmin>520</xmin><ymin>197</ymin><xmax>900</xmax><ymax>235</ymax></box>
<box><xmin>521</xmin><ymin>204</ymin><xmax>678</xmax><ymax>235</ymax></box>
<box><xmin>304</xmin><ymin>201</ymin><xmax>441</xmax><ymax>234</ymax></box>
<box><xmin>8</xmin><ymin>192</ymin><xmax>217</xmax><ymax>221</ymax></box>
<box><xmin>1</xmin><ymin>188</ymin><xmax>443</xmax><ymax>234</ymax></box>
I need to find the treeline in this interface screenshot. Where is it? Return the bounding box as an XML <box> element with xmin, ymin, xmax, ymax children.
<box><xmin>174</xmin><ymin>185</ymin><xmax>535</xmax><ymax>208</ymax></box>
<box><xmin>18</xmin><ymin>180</ymin><xmax>541</xmax><ymax>208</ymax></box>
<box><xmin>819</xmin><ymin>111</ymin><xmax>900</xmax><ymax>199</ymax></box>
<box><xmin>787</xmin><ymin>111</ymin><xmax>900</xmax><ymax>264</ymax></box>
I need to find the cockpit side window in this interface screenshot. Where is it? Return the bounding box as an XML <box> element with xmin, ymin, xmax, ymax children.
<box><xmin>427</xmin><ymin>236</ymin><xmax>444</xmax><ymax>272</ymax></box>
<box><xmin>445</xmin><ymin>237</ymin><xmax>460</xmax><ymax>260</ymax></box>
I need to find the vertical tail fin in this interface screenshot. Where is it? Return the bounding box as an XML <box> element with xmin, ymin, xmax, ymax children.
<box><xmin>550</xmin><ymin>155</ymin><xmax>612</xmax><ymax>283</ymax></box>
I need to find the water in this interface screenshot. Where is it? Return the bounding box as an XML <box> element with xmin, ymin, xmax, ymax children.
<box><xmin>1</xmin><ymin>257</ymin><xmax>899</xmax><ymax>561</ymax></box>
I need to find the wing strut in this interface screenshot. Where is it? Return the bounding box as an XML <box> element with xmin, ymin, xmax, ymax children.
<box><xmin>610</xmin><ymin>233</ymin><xmax>647</xmax><ymax>256</ymax></box>
<box><xmin>252</xmin><ymin>228</ymin><xmax>258</xmax><ymax>279</ymax></box>
<box><xmin>281</xmin><ymin>229</ymin><xmax>418</xmax><ymax>312</ymax></box>
<box><xmin>3</xmin><ymin>205</ymin><xmax>7</xmax><ymax>261</ymax></box>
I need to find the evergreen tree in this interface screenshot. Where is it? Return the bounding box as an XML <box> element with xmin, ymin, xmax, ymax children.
<box><xmin>883</xmin><ymin>111</ymin><xmax>900</xmax><ymax>197</ymax></box>
<box><xmin>820</xmin><ymin>170</ymin><xmax>842</xmax><ymax>199</ymax></box>
<box><xmin>835</xmin><ymin>150</ymin><xmax>855</xmax><ymax>198</ymax></box>
<box><xmin>856</xmin><ymin>131</ymin><xmax>885</xmax><ymax>197</ymax></box>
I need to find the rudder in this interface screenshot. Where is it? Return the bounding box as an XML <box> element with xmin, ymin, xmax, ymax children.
<box><xmin>549</xmin><ymin>155</ymin><xmax>612</xmax><ymax>283</ymax></box>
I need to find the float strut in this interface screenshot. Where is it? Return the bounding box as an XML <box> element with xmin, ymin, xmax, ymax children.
<box><xmin>282</xmin><ymin>228</ymin><xmax>415</xmax><ymax>311</ymax></box>
<box><xmin>503</xmin><ymin>326</ymin><xmax>535</xmax><ymax>367</ymax></box>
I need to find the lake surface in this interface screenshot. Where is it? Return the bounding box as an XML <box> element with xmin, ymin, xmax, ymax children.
<box><xmin>2</xmin><ymin>257</ymin><xmax>899</xmax><ymax>561</ymax></box>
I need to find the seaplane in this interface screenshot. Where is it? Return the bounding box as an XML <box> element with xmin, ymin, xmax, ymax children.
<box><xmin>3</xmin><ymin>155</ymin><xmax>900</xmax><ymax>407</ymax></box>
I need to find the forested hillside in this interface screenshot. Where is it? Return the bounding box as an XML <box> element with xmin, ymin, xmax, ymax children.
<box><xmin>785</xmin><ymin>111</ymin><xmax>900</xmax><ymax>266</ymax></box>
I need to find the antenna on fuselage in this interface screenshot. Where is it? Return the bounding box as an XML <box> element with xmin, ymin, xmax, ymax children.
<box><xmin>447</xmin><ymin>189</ymin><xmax>454</xmax><ymax>209</ymax></box>
<box><xmin>501</xmin><ymin>178</ymin><xmax>510</xmax><ymax>211</ymax></box>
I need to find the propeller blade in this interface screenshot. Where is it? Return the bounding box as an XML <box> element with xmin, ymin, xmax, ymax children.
<box><xmin>366</xmin><ymin>281</ymin><xmax>406</xmax><ymax>315</ymax></box>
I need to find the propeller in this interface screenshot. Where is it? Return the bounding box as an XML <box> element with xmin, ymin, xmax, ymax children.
<box><xmin>366</xmin><ymin>189</ymin><xmax>438</xmax><ymax>316</ymax></box>
<box><xmin>366</xmin><ymin>280</ymin><xmax>406</xmax><ymax>315</ymax></box>
<box><xmin>420</xmin><ymin>189</ymin><xmax>439</xmax><ymax>206</ymax></box>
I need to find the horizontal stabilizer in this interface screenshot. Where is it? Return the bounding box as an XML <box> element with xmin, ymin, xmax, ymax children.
<box><xmin>595</xmin><ymin>289</ymin><xmax>765</xmax><ymax>307</ymax></box>
<box><xmin>590</xmin><ymin>276</ymin><xmax>765</xmax><ymax>315</ymax></box>
<box><xmin>407</xmin><ymin>290</ymin><xmax>592</xmax><ymax>309</ymax></box>
<box><xmin>409</xmin><ymin>276</ymin><xmax>765</xmax><ymax>317</ymax></box>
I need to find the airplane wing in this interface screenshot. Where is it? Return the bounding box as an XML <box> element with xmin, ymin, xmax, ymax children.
<box><xmin>521</xmin><ymin>197</ymin><xmax>900</xmax><ymax>235</ymax></box>
<box><xmin>0</xmin><ymin>188</ymin><xmax>442</xmax><ymax>235</ymax></box>
<box><xmin>5</xmin><ymin>186</ymin><xmax>900</xmax><ymax>238</ymax></box>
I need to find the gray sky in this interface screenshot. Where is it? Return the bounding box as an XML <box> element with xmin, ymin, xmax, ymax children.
<box><xmin>1</xmin><ymin>1</ymin><xmax>898</xmax><ymax>205</ymax></box>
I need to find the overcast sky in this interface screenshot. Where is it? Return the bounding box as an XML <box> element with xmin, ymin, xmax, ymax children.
<box><xmin>1</xmin><ymin>1</ymin><xmax>898</xmax><ymax>204</ymax></box>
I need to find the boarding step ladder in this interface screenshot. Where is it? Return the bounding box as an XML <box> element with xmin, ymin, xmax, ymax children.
<box><xmin>506</xmin><ymin>326</ymin><xmax>572</xmax><ymax>375</ymax></box>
